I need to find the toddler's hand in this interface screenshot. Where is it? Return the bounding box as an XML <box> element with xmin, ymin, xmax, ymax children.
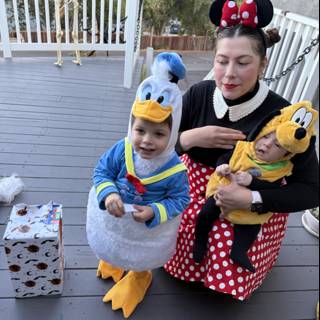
<box><xmin>105</xmin><ymin>193</ymin><xmax>125</xmax><ymax>217</ymax></box>
<box><xmin>216</xmin><ymin>164</ymin><xmax>231</xmax><ymax>177</ymax></box>
<box><xmin>235</xmin><ymin>171</ymin><xmax>252</xmax><ymax>186</ymax></box>
<box><xmin>132</xmin><ymin>205</ymin><xmax>155</xmax><ymax>223</ymax></box>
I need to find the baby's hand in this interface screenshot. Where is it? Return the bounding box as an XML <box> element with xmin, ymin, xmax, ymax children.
<box><xmin>216</xmin><ymin>164</ymin><xmax>231</xmax><ymax>177</ymax></box>
<box><xmin>105</xmin><ymin>193</ymin><xmax>125</xmax><ymax>217</ymax></box>
<box><xmin>235</xmin><ymin>171</ymin><xmax>252</xmax><ymax>186</ymax></box>
<box><xmin>132</xmin><ymin>205</ymin><xmax>155</xmax><ymax>223</ymax></box>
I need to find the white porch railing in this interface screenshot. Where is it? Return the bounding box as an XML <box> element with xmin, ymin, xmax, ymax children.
<box><xmin>204</xmin><ymin>8</ymin><xmax>319</xmax><ymax>103</ymax></box>
<box><xmin>0</xmin><ymin>0</ymin><xmax>143</xmax><ymax>88</ymax></box>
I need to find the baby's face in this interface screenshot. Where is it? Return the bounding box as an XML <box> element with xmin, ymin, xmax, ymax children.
<box><xmin>255</xmin><ymin>131</ymin><xmax>288</xmax><ymax>162</ymax></box>
<box><xmin>131</xmin><ymin>118</ymin><xmax>170</xmax><ymax>159</ymax></box>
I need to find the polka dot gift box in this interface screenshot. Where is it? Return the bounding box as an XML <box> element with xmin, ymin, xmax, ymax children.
<box><xmin>3</xmin><ymin>202</ymin><xmax>64</xmax><ymax>298</ymax></box>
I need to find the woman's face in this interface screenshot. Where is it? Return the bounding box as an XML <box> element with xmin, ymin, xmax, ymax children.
<box><xmin>214</xmin><ymin>36</ymin><xmax>267</xmax><ymax>100</ymax></box>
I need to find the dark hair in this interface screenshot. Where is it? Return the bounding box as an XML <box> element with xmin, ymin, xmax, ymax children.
<box><xmin>131</xmin><ymin>115</ymin><xmax>172</xmax><ymax>130</ymax></box>
<box><xmin>214</xmin><ymin>25</ymin><xmax>281</xmax><ymax>60</ymax></box>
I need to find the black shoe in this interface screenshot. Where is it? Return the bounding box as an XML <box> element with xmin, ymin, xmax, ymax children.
<box><xmin>230</xmin><ymin>249</ymin><xmax>256</xmax><ymax>273</ymax></box>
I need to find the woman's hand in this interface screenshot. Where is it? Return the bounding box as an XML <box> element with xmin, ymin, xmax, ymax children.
<box><xmin>132</xmin><ymin>205</ymin><xmax>155</xmax><ymax>223</ymax></box>
<box><xmin>180</xmin><ymin>126</ymin><xmax>246</xmax><ymax>151</ymax></box>
<box><xmin>105</xmin><ymin>193</ymin><xmax>125</xmax><ymax>217</ymax></box>
<box><xmin>215</xmin><ymin>178</ymin><xmax>252</xmax><ymax>214</ymax></box>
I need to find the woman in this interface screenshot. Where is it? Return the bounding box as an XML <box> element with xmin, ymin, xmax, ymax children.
<box><xmin>164</xmin><ymin>0</ymin><xmax>319</xmax><ymax>300</ymax></box>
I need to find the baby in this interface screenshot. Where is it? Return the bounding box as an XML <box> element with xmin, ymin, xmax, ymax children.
<box><xmin>193</xmin><ymin>102</ymin><xmax>318</xmax><ymax>272</ymax></box>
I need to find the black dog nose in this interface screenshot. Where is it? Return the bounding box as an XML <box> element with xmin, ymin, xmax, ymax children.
<box><xmin>295</xmin><ymin>127</ymin><xmax>307</xmax><ymax>140</ymax></box>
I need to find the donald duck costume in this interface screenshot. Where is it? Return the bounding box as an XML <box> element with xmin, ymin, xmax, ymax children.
<box><xmin>86</xmin><ymin>52</ymin><xmax>189</xmax><ymax>318</ymax></box>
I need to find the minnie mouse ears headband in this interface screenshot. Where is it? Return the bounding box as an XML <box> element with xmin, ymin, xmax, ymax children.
<box><xmin>209</xmin><ymin>0</ymin><xmax>274</xmax><ymax>29</ymax></box>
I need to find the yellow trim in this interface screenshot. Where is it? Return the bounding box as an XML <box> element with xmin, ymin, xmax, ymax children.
<box><xmin>96</xmin><ymin>182</ymin><xmax>115</xmax><ymax>195</ymax></box>
<box><xmin>124</xmin><ymin>138</ymin><xmax>187</xmax><ymax>185</ymax></box>
<box><xmin>141</xmin><ymin>163</ymin><xmax>187</xmax><ymax>185</ymax></box>
<box><xmin>155</xmin><ymin>203</ymin><xmax>168</xmax><ymax>224</ymax></box>
<box><xmin>125</xmin><ymin>137</ymin><xmax>135</xmax><ymax>176</ymax></box>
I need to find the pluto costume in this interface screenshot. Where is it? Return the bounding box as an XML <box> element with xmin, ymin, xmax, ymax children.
<box><xmin>86</xmin><ymin>53</ymin><xmax>189</xmax><ymax>318</ymax></box>
<box><xmin>194</xmin><ymin>101</ymin><xmax>318</xmax><ymax>271</ymax></box>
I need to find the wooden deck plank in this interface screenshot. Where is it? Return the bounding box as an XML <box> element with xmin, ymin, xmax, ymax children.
<box><xmin>0</xmin><ymin>56</ymin><xmax>318</xmax><ymax>320</ymax></box>
<box><xmin>1</xmin><ymin>245</ymin><xmax>317</xmax><ymax>270</ymax></box>
<box><xmin>0</xmin><ymin>267</ymin><xmax>318</xmax><ymax>298</ymax></box>
<box><xmin>1</xmin><ymin>224</ymin><xmax>319</xmax><ymax>247</ymax></box>
<box><xmin>0</xmin><ymin>291</ymin><xmax>317</xmax><ymax>320</ymax></box>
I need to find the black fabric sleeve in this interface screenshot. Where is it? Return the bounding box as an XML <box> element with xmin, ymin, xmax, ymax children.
<box><xmin>175</xmin><ymin>86</ymin><xmax>193</xmax><ymax>155</ymax></box>
<box><xmin>249</xmin><ymin>177</ymin><xmax>283</xmax><ymax>190</ymax></box>
<box><xmin>259</xmin><ymin>138</ymin><xmax>319</xmax><ymax>213</ymax></box>
<box><xmin>216</xmin><ymin>150</ymin><xmax>233</xmax><ymax>167</ymax></box>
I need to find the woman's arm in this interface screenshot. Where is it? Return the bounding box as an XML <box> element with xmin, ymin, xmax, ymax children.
<box><xmin>176</xmin><ymin>84</ymin><xmax>246</xmax><ymax>153</ymax></box>
<box><xmin>216</xmin><ymin>142</ymin><xmax>319</xmax><ymax>213</ymax></box>
<box><xmin>179</xmin><ymin>126</ymin><xmax>246</xmax><ymax>151</ymax></box>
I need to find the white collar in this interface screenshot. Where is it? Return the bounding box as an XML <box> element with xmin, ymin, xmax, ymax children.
<box><xmin>213</xmin><ymin>81</ymin><xmax>269</xmax><ymax>122</ymax></box>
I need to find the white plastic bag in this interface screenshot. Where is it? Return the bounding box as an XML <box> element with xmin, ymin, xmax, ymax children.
<box><xmin>0</xmin><ymin>174</ymin><xmax>24</xmax><ymax>204</ymax></box>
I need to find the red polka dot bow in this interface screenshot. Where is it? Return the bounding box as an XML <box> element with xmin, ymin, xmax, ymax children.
<box><xmin>221</xmin><ymin>0</ymin><xmax>258</xmax><ymax>28</ymax></box>
<box><xmin>209</xmin><ymin>0</ymin><xmax>274</xmax><ymax>29</ymax></box>
<box><xmin>126</xmin><ymin>173</ymin><xmax>147</xmax><ymax>194</ymax></box>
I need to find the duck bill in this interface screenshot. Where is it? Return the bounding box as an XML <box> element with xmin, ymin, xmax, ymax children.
<box><xmin>132</xmin><ymin>98</ymin><xmax>173</xmax><ymax>123</ymax></box>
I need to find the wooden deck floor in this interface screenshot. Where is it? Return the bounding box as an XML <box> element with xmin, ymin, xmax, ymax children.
<box><xmin>0</xmin><ymin>56</ymin><xmax>319</xmax><ymax>320</ymax></box>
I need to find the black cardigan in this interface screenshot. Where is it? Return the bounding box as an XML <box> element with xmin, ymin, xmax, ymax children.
<box><xmin>176</xmin><ymin>80</ymin><xmax>319</xmax><ymax>213</ymax></box>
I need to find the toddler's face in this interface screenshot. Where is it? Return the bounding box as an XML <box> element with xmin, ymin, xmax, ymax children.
<box><xmin>131</xmin><ymin>118</ymin><xmax>170</xmax><ymax>159</ymax></box>
<box><xmin>255</xmin><ymin>131</ymin><xmax>288</xmax><ymax>162</ymax></box>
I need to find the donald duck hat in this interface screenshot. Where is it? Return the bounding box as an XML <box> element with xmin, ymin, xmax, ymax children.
<box><xmin>128</xmin><ymin>52</ymin><xmax>186</xmax><ymax>158</ymax></box>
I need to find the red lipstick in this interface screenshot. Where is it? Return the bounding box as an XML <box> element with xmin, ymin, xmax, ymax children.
<box><xmin>224</xmin><ymin>84</ymin><xmax>238</xmax><ymax>90</ymax></box>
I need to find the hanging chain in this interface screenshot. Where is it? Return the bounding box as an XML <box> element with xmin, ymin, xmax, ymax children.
<box><xmin>263</xmin><ymin>36</ymin><xmax>319</xmax><ymax>86</ymax></box>
<box><xmin>134</xmin><ymin>0</ymin><xmax>144</xmax><ymax>52</ymax></box>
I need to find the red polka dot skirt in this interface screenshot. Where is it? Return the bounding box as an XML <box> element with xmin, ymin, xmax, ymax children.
<box><xmin>164</xmin><ymin>154</ymin><xmax>289</xmax><ymax>300</ymax></box>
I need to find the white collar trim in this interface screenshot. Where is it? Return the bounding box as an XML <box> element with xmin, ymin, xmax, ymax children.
<box><xmin>213</xmin><ymin>81</ymin><xmax>270</xmax><ymax>122</ymax></box>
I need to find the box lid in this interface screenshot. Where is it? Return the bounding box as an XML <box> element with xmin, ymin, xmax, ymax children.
<box><xmin>3</xmin><ymin>202</ymin><xmax>62</xmax><ymax>241</ymax></box>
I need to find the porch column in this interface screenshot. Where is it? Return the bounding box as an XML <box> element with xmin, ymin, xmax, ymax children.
<box><xmin>0</xmin><ymin>0</ymin><xmax>12</xmax><ymax>58</ymax></box>
<box><xmin>123</xmin><ymin>0</ymin><xmax>139</xmax><ymax>88</ymax></box>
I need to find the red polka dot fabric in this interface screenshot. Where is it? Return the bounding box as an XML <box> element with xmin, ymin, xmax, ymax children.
<box><xmin>164</xmin><ymin>154</ymin><xmax>289</xmax><ymax>300</ymax></box>
<box><xmin>220</xmin><ymin>0</ymin><xmax>258</xmax><ymax>29</ymax></box>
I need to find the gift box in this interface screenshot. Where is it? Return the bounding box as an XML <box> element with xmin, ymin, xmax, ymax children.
<box><xmin>3</xmin><ymin>202</ymin><xmax>64</xmax><ymax>298</ymax></box>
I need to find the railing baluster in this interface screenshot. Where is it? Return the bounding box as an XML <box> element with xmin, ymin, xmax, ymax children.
<box><xmin>124</xmin><ymin>0</ymin><xmax>138</xmax><ymax>88</ymax></box>
<box><xmin>12</xmin><ymin>0</ymin><xmax>21</xmax><ymax>43</ymax></box>
<box><xmin>108</xmin><ymin>0</ymin><xmax>113</xmax><ymax>44</ymax></box>
<box><xmin>116</xmin><ymin>0</ymin><xmax>122</xmax><ymax>44</ymax></box>
<box><xmin>83</xmin><ymin>0</ymin><xmax>87</xmax><ymax>43</ymax></box>
<box><xmin>100</xmin><ymin>0</ymin><xmax>105</xmax><ymax>44</ymax></box>
<box><xmin>282</xmin><ymin>25</ymin><xmax>313</xmax><ymax>100</ymax></box>
<box><xmin>24</xmin><ymin>0</ymin><xmax>32</xmax><ymax>43</ymax></box>
<box><xmin>65</xmin><ymin>1</ymin><xmax>70</xmax><ymax>43</ymax></box>
<box><xmin>34</xmin><ymin>0</ymin><xmax>42</xmax><ymax>43</ymax></box>
<box><xmin>92</xmin><ymin>0</ymin><xmax>96</xmax><ymax>44</ymax></box>
<box><xmin>44</xmin><ymin>0</ymin><xmax>51</xmax><ymax>43</ymax></box>
<box><xmin>292</xmin><ymin>28</ymin><xmax>319</xmax><ymax>102</ymax></box>
<box><xmin>0</xmin><ymin>0</ymin><xmax>11</xmax><ymax>57</ymax></box>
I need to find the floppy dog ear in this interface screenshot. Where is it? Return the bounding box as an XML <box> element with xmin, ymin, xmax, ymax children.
<box><xmin>247</xmin><ymin>109</ymin><xmax>281</xmax><ymax>142</ymax></box>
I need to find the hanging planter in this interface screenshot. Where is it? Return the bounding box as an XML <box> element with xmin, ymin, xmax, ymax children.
<box><xmin>302</xmin><ymin>207</ymin><xmax>319</xmax><ymax>238</ymax></box>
